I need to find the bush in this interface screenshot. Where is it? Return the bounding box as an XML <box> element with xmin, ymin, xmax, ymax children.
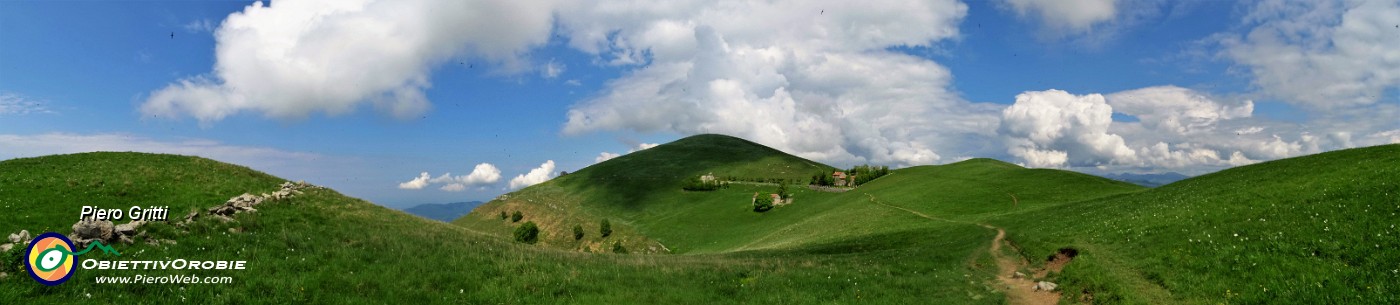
<box><xmin>573</xmin><ymin>224</ymin><xmax>585</xmax><ymax>240</ymax></box>
<box><xmin>611</xmin><ymin>241</ymin><xmax>627</xmax><ymax>254</ymax></box>
<box><xmin>513</xmin><ymin>221</ymin><xmax>539</xmax><ymax>244</ymax></box>
<box><xmin>600</xmin><ymin>219</ymin><xmax>612</xmax><ymax>238</ymax></box>
<box><xmin>753</xmin><ymin>196</ymin><xmax>773</xmax><ymax>212</ymax></box>
<box><xmin>498</xmin><ymin>210</ymin><xmax>507</xmax><ymax>220</ymax></box>
<box><xmin>511</xmin><ymin>211</ymin><xmax>523</xmax><ymax>222</ymax></box>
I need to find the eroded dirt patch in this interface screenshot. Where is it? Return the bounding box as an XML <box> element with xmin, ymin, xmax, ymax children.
<box><xmin>989</xmin><ymin>228</ymin><xmax>1062</xmax><ymax>305</ymax></box>
<box><xmin>1037</xmin><ymin>248</ymin><xmax>1077</xmax><ymax>278</ymax></box>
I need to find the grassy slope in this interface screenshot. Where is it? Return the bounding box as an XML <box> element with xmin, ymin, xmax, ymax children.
<box><xmin>862</xmin><ymin>158</ymin><xmax>1146</xmax><ymax>222</ymax></box>
<box><xmin>990</xmin><ymin>144</ymin><xmax>1400</xmax><ymax>304</ymax></box>
<box><xmin>0</xmin><ymin>152</ymin><xmax>1006</xmax><ymax>304</ymax></box>
<box><xmin>450</xmin><ymin>134</ymin><xmax>1150</xmax><ymax>303</ymax></box>
<box><xmin>0</xmin><ymin>152</ymin><xmax>287</xmax><ymax>235</ymax></box>
<box><xmin>454</xmin><ymin>134</ymin><xmax>838</xmax><ymax>252</ymax></box>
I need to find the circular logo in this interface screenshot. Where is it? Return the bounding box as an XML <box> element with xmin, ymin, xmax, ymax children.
<box><xmin>25</xmin><ymin>232</ymin><xmax>77</xmax><ymax>286</ymax></box>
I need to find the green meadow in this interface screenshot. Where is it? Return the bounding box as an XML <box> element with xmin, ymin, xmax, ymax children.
<box><xmin>2</xmin><ymin>135</ymin><xmax>1396</xmax><ymax>304</ymax></box>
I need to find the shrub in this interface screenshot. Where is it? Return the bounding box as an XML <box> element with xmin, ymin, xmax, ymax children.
<box><xmin>513</xmin><ymin>221</ymin><xmax>539</xmax><ymax>244</ymax></box>
<box><xmin>600</xmin><ymin>219</ymin><xmax>612</xmax><ymax>237</ymax></box>
<box><xmin>498</xmin><ymin>210</ymin><xmax>507</xmax><ymax>220</ymax></box>
<box><xmin>753</xmin><ymin>197</ymin><xmax>773</xmax><ymax>212</ymax></box>
<box><xmin>511</xmin><ymin>211</ymin><xmax>523</xmax><ymax>222</ymax></box>
<box><xmin>573</xmin><ymin>224</ymin><xmax>584</xmax><ymax>240</ymax></box>
<box><xmin>612</xmin><ymin>241</ymin><xmax>627</xmax><ymax>254</ymax></box>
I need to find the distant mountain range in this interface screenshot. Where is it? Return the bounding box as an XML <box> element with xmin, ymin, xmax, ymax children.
<box><xmin>401</xmin><ymin>201</ymin><xmax>483</xmax><ymax>221</ymax></box>
<box><xmin>1099</xmin><ymin>172</ymin><xmax>1189</xmax><ymax>187</ymax></box>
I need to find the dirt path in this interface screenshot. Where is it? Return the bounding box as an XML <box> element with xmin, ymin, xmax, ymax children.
<box><xmin>988</xmin><ymin>227</ymin><xmax>1062</xmax><ymax>305</ymax></box>
<box><xmin>864</xmin><ymin>193</ymin><xmax>1061</xmax><ymax>305</ymax></box>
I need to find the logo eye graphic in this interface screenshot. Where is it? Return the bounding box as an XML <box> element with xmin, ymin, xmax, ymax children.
<box><xmin>25</xmin><ymin>232</ymin><xmax>78</xmax><ymax>286</ymax></box>
<box><xmin>36</xmin><ymin>247</ymin><xmax>70</xmax><ymax>272</ymax></box>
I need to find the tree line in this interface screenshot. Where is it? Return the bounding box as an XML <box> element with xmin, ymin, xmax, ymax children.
<box><xmin>809</xmin><ymin>165</ymin><xmax>890</xmax><ymax>187</ymax></box>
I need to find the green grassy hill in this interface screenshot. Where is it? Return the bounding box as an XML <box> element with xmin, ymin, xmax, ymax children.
<box><xmin>0</xmin><ymin>152</ymin><xmax>1002</xmax><ymax>304</ymax></box>
<box><xmin>983</xmin><ymin>144</ymin><xmax>1400</xmax><ymax>304</ymax></box>
<box><xmin>6</xmin><ymin>140</ymin><xmax>1393</xmax><ymax>304</ymax></box>
<box><xmin>454</xmin><ymin>134</ymin><xmax>839</xmax><ymax>252</ymax></box>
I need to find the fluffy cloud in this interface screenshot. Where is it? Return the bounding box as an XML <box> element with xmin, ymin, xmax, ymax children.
<box><xmin>593</xmin><ymin>142</ymin><xmax>659</xmax><ymax>164</ymax></box>
<box><xmin>999</xmin><ymin>86</ymin><xmax>1392</xmax><ymax>173</ymax></box>
<box><xmin>1106</xmin><ymin>86</ymin><xmax>1253</xmax><ymax>135</ymax></box>
<box><xmin>509</xmin><ymin>160</ymin><xmax>556</xmax><ymax>190</ymax></box>
<box><xmin>594</xmin><ymin>152</ymin><xmax>621</xmax><ymax>164</ymax></box>
<box><xmin>142</xmin><ymin>0</ymin><xmax>557</xmax><ymax>123</ymax></box>
<box><xmin>398</xmin><ymin>172</ymin><xmax>431</xmax><ymax>190</ymax></box>
<box><xmin>1001</xmin><ymin>0</ymin><xmax>1117</xmax><ymax>33</ymax></box>
<box><xmin>558</xmin><ymin>0</ymin><xmax>1002</xmax><ymax>167</ymax></box>
<box><xmin>999</xmin><ymin>89</ymin><xmax>1136</xmax><ymax>168</ymax></box>
<box><xmin>400</xmin><ymin>163</ymin><xmax>502</xmax><ymax>192</ymax></box>
<box><xmin>458</xmin><ymin>163</ymin><xmax>504</xmax><ymax>186</ymax></box>
<box><xmin>1218</xmin><ymin>0</ymin><xmax>1400</xmax><ymax>109</ymax></box>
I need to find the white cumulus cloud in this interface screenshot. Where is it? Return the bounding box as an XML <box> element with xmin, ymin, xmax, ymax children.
<box><xmin>1001</xmin><ymin>0</ymin><xmax>1118</xmax><ymax>33</ymax></box>
<box><xmin>1218</xmin><ymin>0</ymin><xmax>1400</xmax><ymax>109</ymax></box>
<box><xmin>400</xmin><ymin>162</ymin><xmax>502</xmax><ymax>192</ymax></box>
<box><xmin>594</xmin><ymin>142</ymin><xmax>660</xmax><ymax>164</ymax></box>
<box><xmin>398</xmin><ymin>172</ymin><xmax>431</xmax><ymax>190</ymax></box>
<box><xmin>509</xmin><ymin>160</ymin><xmax>556</xmax><ymax>190</ymax></box>
<box><xmin>998</xmin><ymin>86</ymin><xmax>1388</xmax><ymax>173</ymax></box>
<box><xmin>1106</xmin><ymin>86</ymin><xmax>1253</xmax><ymax>135</ymax></box>
<box><xmin>594</xmin><ymin>152</ymin><xmax>621</xmax><ymax>164</ymax></box>
<box><xmin>142</xmin><ymin>0</ymin><xmax>557</xmax><ymax>123</ymax></box>
<box><xmin>1000</xmin><ymin>89</ymin><xmax>1137</xmax><ymax>168</ymax></box>
<box><xmin>557</xmin><ymin>0</ymin><xmax>1002</xmax><ymax>167</ymax></box>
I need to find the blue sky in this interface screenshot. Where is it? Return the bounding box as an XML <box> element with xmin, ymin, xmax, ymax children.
<box><xmin>2</xmin><ymin>0</ymin><xmax>1396</xmax><ymax>208</ymax></box>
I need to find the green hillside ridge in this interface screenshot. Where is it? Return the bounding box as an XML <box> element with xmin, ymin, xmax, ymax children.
<box><xmin>979</xmin><ymin>144</ymin><xmax>1400</xmax><ymax>304</ymax></box>
<box><xmin>455</xmin><ymin>134</ymin><xmax>839</xmax><ymax>252</ymax></box>
<box><xmin>6</xmin><ymin>141</ymin><xmax>1393</xmax><ymax>304</ymax></box>
<box><xmin>0</xmin><ymin>152</ymin><xmax>1005</xmax><ymax>304</ymax></box>
<box><xmin>0</xmin><ymin>152</ymin><xmax>287</xmax><ymax>235</ymax></box>
<box><xmin>457</xmin><ymin>135</ymin><xmax>1142</xmax><ymax>255</ymax></box>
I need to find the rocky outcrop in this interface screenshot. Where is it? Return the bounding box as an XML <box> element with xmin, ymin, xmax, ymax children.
<box><xmin>1033</xmin><ymin>281</ymin><xmax>1058</xmax><ymax>292</ymax></box>
<box><xmin>179</xmin><ymin>181</ymin><xmax>315</xmax><ymax>229</ymax></box>
<box><xmin>69</xmin><ymin>218</ymin><xmax>149</xmax><ymax>248</ymax></box>
<box><xmin>1</xmin><ymin>229</ymin><xmax>30</xmax><ymax>253</ymax></box>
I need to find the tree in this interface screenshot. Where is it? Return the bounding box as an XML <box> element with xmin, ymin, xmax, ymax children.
<box><xmin>600</xmin><ymin>219</ymin><xmax>612</xmax><ymax>238</ymax></box>
<box><xmin>511</xmin><ymin>211</ymin><xmax>523</xmax><ymax>222</ymax></box>
<box><xmin>514</xmin><ymin>221</ymin><xmax>540</xmax><ymax>244</ymax></box>
<box><xmin>777</xmin><ymin>182</ymin><xmax>789</xmax><ymax>199</ymax></box>
<box><xmin>572</xmin><ymin>224</ymin><xmax>585</xmax><ymax>240</ymax></box>
<box><xmin>753</xmin><ymin>195</ymin><xmax>773</xmax><ymax>212</ymax></box>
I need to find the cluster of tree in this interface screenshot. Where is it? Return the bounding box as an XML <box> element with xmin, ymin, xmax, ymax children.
<box><xmin>847</xmin><ymin>165</ymin><xmax>890</xmax><ymax>186</ymax></box>
<box><xmin>809</xmin><ymin>165</ymin><xmax>891</xmax><ymax>187</ymax></box>
<box><xmin>809</xmin><ymin>172</ymin><xmax>838</xmax><ymax>186</ymax></box>
<box><xmin>681</xmin><ymin>175</ymin><xmax>728</xmax><ymax>191</ymax></box>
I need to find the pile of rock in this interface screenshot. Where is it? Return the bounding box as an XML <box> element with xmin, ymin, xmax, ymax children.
<box><xmin>1</xmin><ymin>229</ymin><xmax>30</xmax><ymax>253</ymax></box>
<box><xmin>68</xmin><ymin>218</ymin><xmax>149</xmax><ymax>249</ymax></box>
<box><xmin>2</xmin><ymin>230</ymin><xmax>33</xmax><ymax>279</ymax></box>
<box><xmin>192</xmin><ymin>181</ymin><xmax>314</xmax><ymax>225</ymax></box>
